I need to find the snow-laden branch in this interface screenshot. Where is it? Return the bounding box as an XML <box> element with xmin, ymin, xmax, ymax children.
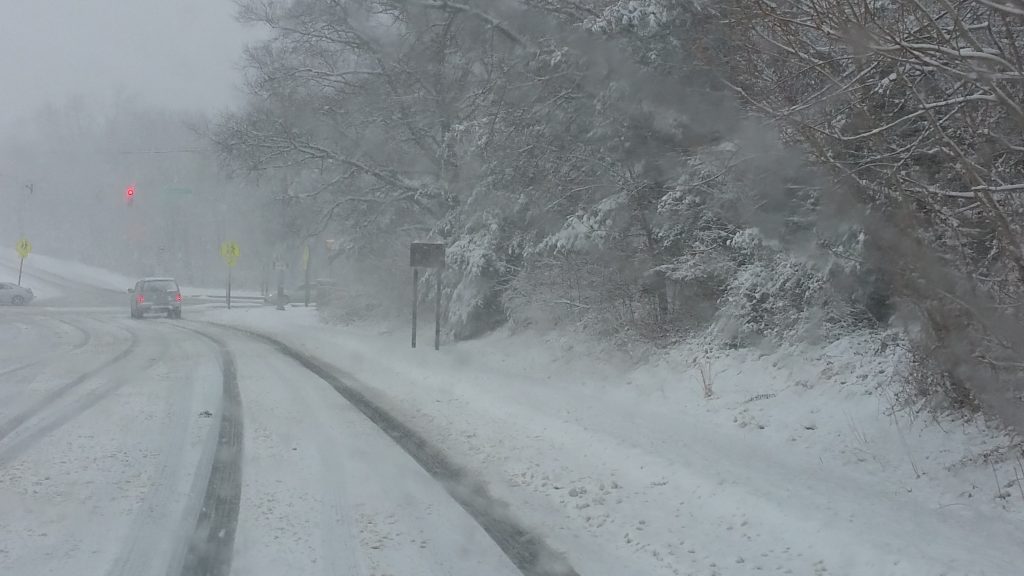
<box><xmin>973</xmin><ymin>183</ymin><xmax>1024</xmax><ymax>192</ymax></box>
<box><xmin>230</xmin><ymin>120</ymin><xmax>424</xmax><ymax>195</ymax></box>
<box><xmin>395</xmin><ymin>0</ymin><xmax>529</xmax><ymax>47</ymax></box>
<box><xmin>974</xmin><ymin>0</ymin><xmax>1024</xmax><ymax>17</ymax></box>
<box><xmin>873</xmin><ymin>42</ymin><xmax>1018</xmax><ymax>71</ymax></box>
<box><xmin>833</xmin><ymin>93</ymin><xmax>997</xmax><ymax>141</ymax></box>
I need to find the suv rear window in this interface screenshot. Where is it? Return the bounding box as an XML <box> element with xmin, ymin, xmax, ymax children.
<box><xmin>143</xmin><ymin>280</ymin><xmax>178</xmax><ymax>292</ymax></box>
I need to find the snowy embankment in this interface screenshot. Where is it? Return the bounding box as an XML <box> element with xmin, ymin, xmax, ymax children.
<box><xmin>0</xmin><ymin>249</ymin><xmax>261</xmax><ymax>301</ymax></box>
<box><xmin>198</xmin><ymin>306</ymin><xmax>1024</xmax><ymax>576</ymax></box>
<box><xmin>0</xmin><ymin>249</ymin><xmax>135</xmax><ymax>293</ymax></box>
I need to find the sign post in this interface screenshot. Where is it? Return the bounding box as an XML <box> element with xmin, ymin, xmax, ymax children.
<box><xmin>411</xmin><ymin>267</ymin><xmax>419</xmax><ymax>348</ymax></box>
<box><xmin>303</xmin><ymin>243</ymin><xmax>311</xmax><ymax>308</ymax></box>
<box><xmin>220</xmin><ymin>241</ymin><xmax>240</xmax><ymax>309</ymax></box>
<box><xmin>15</xmin><ymin>238</ymin><xmax>31</xmax><ymax>286</ymax></box>
<box><xmin>275</xmin><ymin>262</ymin><xmax>286</xmax><ymax>311</ymax></box>
<box><xmin>410</xmin><ymin>242</ymin><xmax>445</xmax><ymax>350</ymax></box>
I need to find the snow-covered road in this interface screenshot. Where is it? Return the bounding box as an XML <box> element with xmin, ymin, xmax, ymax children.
<box><xmin>0</xmin><ymin>305</ymin><xmax>544</xmax><ymax>576</ymax></box>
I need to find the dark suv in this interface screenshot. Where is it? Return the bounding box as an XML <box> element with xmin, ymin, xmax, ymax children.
<box><xmin>130</xmin><ymin>278</ymin><xmax>182</xmax><ymax>319</ymax></box>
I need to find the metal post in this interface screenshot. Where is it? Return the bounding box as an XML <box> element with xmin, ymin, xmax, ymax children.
<box><xmin>227</xmin><ymin>268</ymin><xmax>232</xmax><ymax>310</ymax></box>
<box><xmin>17</xmin><ymin>257</ymin><xmax>24</xmax><ymax>286</ymax></box>
<box><xmin>18</xmin><ymin>184</ymin><xmax>32</xmax><ymax>236</ymax></box>
<box><xmin>434</xmin><ymin>270</ymin><xmax>442</xmax><ymax>351</ymax></box>
<box><xmin>304</xmin><ymin>246</ymin><xmax>311</xmax><ymax>308</ymax></box>
<box><xmin>276</xmin><ymin>266</ymin><xmax>286</xmax><ymax>310</ymax></box>
<box><xmin>411</xmin><ymin>268</ymin><xmax>419</xmax><ymax>348</ymax></box>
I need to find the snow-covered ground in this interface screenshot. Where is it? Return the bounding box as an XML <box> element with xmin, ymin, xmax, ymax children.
<box><xmin>0</xmin><ymin>250</ymin><xmax>136</xmax><ymax>292</ymax></box>
<box><xmin>0</xmin><ymin>249</ymin><xmax>262</xmax><ymax>301</ymax></box>
<box><xmin>197</xmin><ymin>305</ymin><xmax>1024</xmax><ymax>576</ymax></box>
<box><xmin>0</xmin><ymin>268</ymin><xmax>62</xmax><ymax>302</ymax></box>
<box><xmin>6</xmin><ymin>252</ymin><xmax>1024</xmax><ymax>575</ymax></box>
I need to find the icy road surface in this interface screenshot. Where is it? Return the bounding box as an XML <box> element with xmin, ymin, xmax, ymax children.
<box><xmin>0</xmin><ymin>310</ymin><xmax>536</xmax><ymax>575</ymax></box>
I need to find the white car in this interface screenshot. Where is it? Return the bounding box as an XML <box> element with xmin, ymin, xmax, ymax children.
<box><xmin>0</xmin><ymin>282</ymin><xmax>34</xmax><ymax>305</ymax></box>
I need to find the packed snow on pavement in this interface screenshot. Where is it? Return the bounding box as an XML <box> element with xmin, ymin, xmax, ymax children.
<box><xmin>0</xmin><ymin>311</ymin><xmax>527</xmax><ymax>576</ymax></box>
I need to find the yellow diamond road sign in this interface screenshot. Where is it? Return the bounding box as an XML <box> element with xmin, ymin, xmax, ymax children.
<box><xmin>16</xmin><ymin>238</ymin><xmax>32</xmax><ymax>259</ymax></box>
<box><xmin>220</xmin><ymin>241</ymin><xmax>240</xmax><ymax>267</ymax></box>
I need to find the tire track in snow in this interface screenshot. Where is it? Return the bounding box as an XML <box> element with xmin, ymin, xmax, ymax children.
<box><xmin>216</xmin><ymin>324</ymin><xmax>578</xmax><ymax>576</ymax></box>
<box><xmin>174</xmin><ymin>327</ymin><xmax>244</xmax><ymax>576</ymax></box>
<box><xmin>104</xmin><ymin>325</ymin><xmax>220</xmax><ymax>576</ymax></box>
<box><xmin>0</xmin><ymin>316</ymin><xmax>92</xmax><ymax>379</ymax></box>
<box><xmin>0</xmin><ymin>323</ymin><xmax>139</xmax><ymax>446</ymax></box>
<box><xmin>54</xmin><ymin>317</ymin><xmax>93</xmax><ymax>349</ymax></box>
<box><xmin>224</xmin><ymin>336</ymin><xmax>373</xmax><ymax>576</ymax></box>
<box><xmin>0</xmin><ymin>326</ymin><xmax>159</xmax><ymax>469</ymax></box>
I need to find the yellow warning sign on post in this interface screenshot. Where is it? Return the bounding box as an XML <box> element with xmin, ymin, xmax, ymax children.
<box><xmin>220</xmin><ymin>241</ymin><xmax>240</xmax><ymax>268</ymax></box>
<box><xmin>15</xmin><ymin>238</ymin><xmax>32</xmax><ymax>259</ymax></box>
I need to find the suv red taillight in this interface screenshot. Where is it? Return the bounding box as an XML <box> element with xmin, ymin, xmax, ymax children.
<box><xmin>175</xmin><ymin>293</ymin><xmax>182</xmax><ymax>302</ymax></box>
<box><xmin>136</xmin><ymin>294</ymin><xmax>144</xmax><ymax>304</ymax></box>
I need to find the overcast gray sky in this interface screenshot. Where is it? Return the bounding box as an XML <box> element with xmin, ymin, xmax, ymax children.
<box><xmin>0</xmin><ymin>0</ymin><xmax>257</xmax><ymax>126</ymax></box>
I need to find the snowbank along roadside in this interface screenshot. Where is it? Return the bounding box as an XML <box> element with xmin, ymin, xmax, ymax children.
<box><xmin>198</xmin><ymin>306</ymin><xmax>1024</xmax><ymax>576</ymax></box>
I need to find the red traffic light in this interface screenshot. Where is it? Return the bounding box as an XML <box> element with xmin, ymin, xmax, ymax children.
<box><xmin>126</xmin><ymin>185</ymin><xmax>135</xmax><ymax>198</ymax></box>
